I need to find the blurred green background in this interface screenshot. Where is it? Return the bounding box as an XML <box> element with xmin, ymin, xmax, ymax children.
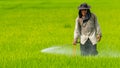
<box><xmin>0</xmin><ymin>0</ymin><xmax>120</xmax><ymax>68</ymax></box>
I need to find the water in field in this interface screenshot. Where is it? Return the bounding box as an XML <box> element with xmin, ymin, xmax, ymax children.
<box><xmin>41</xmin><ymin>45</ymin><xmax>120</xmax><ymax>57</ymax></box>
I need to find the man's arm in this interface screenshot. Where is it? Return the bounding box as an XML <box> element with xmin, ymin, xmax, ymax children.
<box><xmin>94</xmin><ymin>15</ymin><xmax>102</xmax><ymax>41</ymax></box>
<box><xmin>73</xmin><ymin>17</ymin><xmax>80</xmax><ymax>45</ymax></box>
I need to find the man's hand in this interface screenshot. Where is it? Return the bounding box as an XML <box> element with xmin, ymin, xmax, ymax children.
<box><xmin>73</xmin><ymin>40</ymin><xmax>77</xmax><ymax>45</ymax></box>
<box><xmin>97</xmin><ymin>35</ymin><xmax>101</xmax><ymax>42</ymax></box>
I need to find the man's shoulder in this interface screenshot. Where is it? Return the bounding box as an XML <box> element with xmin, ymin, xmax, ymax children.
<box><xmin>91</xmin><ymin>13</ymin><xmax>97</xmax><ymax>18</ymax></box>
<box><xmin>91</xmin><ymin>13</ymin><xmax>97</xmax><ymax>20</ymax></box>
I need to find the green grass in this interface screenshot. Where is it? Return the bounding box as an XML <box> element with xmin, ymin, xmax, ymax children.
<box><xmin>0</xmin><ymin>0</ymin><xmax>120</xmax><ymax>68</ymax></box>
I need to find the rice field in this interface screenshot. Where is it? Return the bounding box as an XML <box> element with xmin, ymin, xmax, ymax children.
<box><xmin>0</xmin><ymin>0</ymin><xmax>120</xmax><ymax>68</ymax></box>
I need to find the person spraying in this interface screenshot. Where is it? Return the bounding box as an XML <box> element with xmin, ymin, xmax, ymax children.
<box><xmin>73</xmin><ymin>3</ymin><xmax>102</xmax><ymax>56</ymax></box>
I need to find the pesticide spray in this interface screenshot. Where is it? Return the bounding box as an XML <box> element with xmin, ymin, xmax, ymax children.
<box><xmin>41</xmin><ymin>44</ymin><xmax>80</xmax><ymax>56</ymax></box>
<box><xmin>41</xmin><ymin>44</ymin><xmax>120</xmax><ymax>57</ymax></box>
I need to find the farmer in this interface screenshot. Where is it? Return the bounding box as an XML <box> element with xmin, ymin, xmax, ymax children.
<box><xmin>73</xmin><ymin>3</ymin><xmax>102</xmax><ymax>56</ymax></box>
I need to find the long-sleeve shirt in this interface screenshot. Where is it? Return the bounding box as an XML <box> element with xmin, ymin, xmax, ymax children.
<box><xmin>74</xmin><ymin>13</ymin><xmax>102</xmax><ymax>45</ymax></box>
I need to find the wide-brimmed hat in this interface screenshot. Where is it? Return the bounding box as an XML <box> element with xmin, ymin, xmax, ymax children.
<box><xmin>78</xmin><ymin>3</ymin><xmax>90</xmax><ymax>10</ymax></box>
